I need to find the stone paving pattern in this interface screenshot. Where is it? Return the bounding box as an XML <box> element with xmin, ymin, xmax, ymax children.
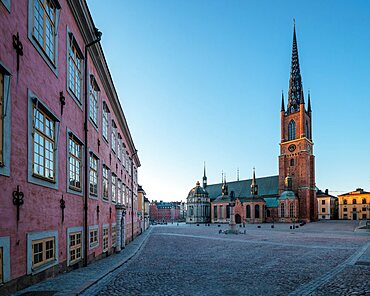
<box><xmin>15</xmin><ymin>221</ymin><xmax>370</xmax><ymax>296</ymax></box>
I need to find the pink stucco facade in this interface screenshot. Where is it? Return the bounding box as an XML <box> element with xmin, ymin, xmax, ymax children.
<box><xmin>0</xmin><ymin>0</ymin><xmax>140</xmax><ymax>293</ymax></box>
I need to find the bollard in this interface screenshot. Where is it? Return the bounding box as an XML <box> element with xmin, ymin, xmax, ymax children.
<box><xmin>271</xmin><ymin>225</ymin><xmax>274</xmax><ymax>228</ymax></box>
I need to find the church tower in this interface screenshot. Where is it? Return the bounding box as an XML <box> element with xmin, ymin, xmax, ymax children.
<box><xmin>279</xmin><ymin>23</ymin><xmax>317</xmax><ymax>222</ymax></box>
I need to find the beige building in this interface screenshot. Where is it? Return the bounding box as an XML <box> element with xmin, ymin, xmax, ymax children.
<box><xmin>317</xmin><ymin>189</ymin><xmax>337</xmax><ymax>220</ymax></box>
<box><xmin>338</xmin><ymin>188</ymin><xmax>370</xmax><ymax>220</ymax></box>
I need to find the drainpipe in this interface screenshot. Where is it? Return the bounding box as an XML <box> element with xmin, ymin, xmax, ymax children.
<box><xmin>131</xmin><ymin>150</ymin><xmax>138</xmax><ymax>241</ymax></box>
<box><xmin>84</xmin><ymin>28</ymin><xmax>102</xmax><ymax>267</ymax></box>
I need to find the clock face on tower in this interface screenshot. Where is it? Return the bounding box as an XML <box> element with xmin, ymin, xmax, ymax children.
<box><xmin>288</xmin><ymin>144</ymin><xmax>296</xmax><ymax>152</ymax></box>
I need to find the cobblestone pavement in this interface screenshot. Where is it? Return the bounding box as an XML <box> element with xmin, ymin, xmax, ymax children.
<box><xmin>88</xmin><ymin>222</ymin><xmax>370</xmax><ymax>296</ymax></box>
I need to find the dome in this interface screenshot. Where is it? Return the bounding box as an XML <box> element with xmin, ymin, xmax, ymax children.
<box><xmin>279</xmin><ymin>190</ymin><xmax>296</xmax><ymax>200</ymax></box>
<box><xmin>187</xmin><ymin>181</ymin><xmax>208</xmax><ymax>198</ymax></box>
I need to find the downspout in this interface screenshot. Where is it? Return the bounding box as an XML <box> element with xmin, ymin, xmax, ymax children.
<box><xmin>131</xmin><ymin>150</ymin><xmax>138</xmax><ymax>241</ymax></box>
<box><xmin>84</xmin><ymin>28</ymin><xmax>102</xmax><ymax>267</ymax></box>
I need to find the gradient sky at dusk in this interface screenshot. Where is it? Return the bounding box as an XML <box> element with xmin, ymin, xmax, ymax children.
<box><xmin>87</xmin><ymin>0</ymin><xmax>370</xmax><ymax>201</ymax></box>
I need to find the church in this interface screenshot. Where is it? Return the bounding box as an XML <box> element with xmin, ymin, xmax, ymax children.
<box><xmin>187</xmin><ymin>24</ymin><xmax>317</xmax><ymax>224</ymax></box>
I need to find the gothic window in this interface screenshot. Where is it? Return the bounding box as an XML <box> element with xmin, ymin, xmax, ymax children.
<box><xmin>290</xmin><ymin>159</ymin><xmax>294</xmax><ymax>166</ymax></box>
<box><xmin>255</xmin><ymin>205</ymin><xmax>260</xmax><ymax>219</ymax></box>
<box><xmin>280</xmin><ymin>203</ymin><xmax>285</xmax><ymax>217</ymax></box>
<box><xmin>246</xmin><ymin>205</ymin><xmax>251</xmax><ymax>218</ymax></box>
<box><xmin>306</xmin><ymin>120</ymin><xmax>309</xmax><ymax>139</ymax></box>
<box><xmin>226</xmin><ymin>205</ymin><xmax>230</xmax><ymax>219</ymax></box>
<box><xmin>288</xmin><ymin>120</ymin><xmax>296</xmax><ymax>140</ymax></box>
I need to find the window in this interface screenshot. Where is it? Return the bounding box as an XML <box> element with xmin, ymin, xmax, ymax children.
<box><xmin>117</xmin><ymin>135</ymin><xmax>122</xmax><ymax>161</ymax></box>
<box><xmin>68</xmin><ymin>33</ymin><xmax>83</xmax><ymax>102</ymax></box>
<box><xmin>343</xmin><ymin>199</ymin><xmax>347</xmax><ymax>205</ymax></box>
<box><xmin>117</xmin><ymin>179</ymin><xmax>122</xmax><ymax>204</ymax></box>
<box><xmin>290</xmin><ymin>159</ymin><xmax>294</xmax><ymax>166</ymax></box>
<box><xmin>89</xmin><ymin>153</ymin><xmax>98</xmax><ymax>196</ymax></box>
<box><xmin>111</xmin><ymin>121</ymin><xmax>116</xmax><ymax>153</ymax></box>
<box><xmin>288</xmin><ymin>120</ymin><xmax>296</xmax><ymax>141</ymax></box>
<box><xmin>111</xmin><ymin>224</ymin><xmax>116</xmax><ymax>247</ymax></box>
<box><xmin>89</xmin><ymin>227</ymin><xmax>98</xmax><ymax>249</ymax></box>
<box><xmin>343</xmin><ymin>214</ymin><xmax>347</xmax><ymax>219</ymax></box>
<box><xmin>33</xmin><ymin>104</ymin><xmax>55</xmax><ymax>181</ymax></box>
<box><xmin>255</xmin><ymin>204</ymin><xmax>260</xmax><ymax>219</ymax></box>
<box><xmin>362</xmin><ymin>198</ymin><xmax>367</xmax><ymax>204</ymax></box>
<box><xmin>306</xmin><ymin>120</ymin><xmax>309</xmax><ymax>139</ymax></box>
<box><xmin>102</xmin><ymin>103</ymin><xmax>109</xmax><ymax>141</ymax></box>
<box><xmin>214</xmin><ymin>206</ymin><xmax>217</xmax><ymax>219</ymax></box>
<box><xmin>219</xmin><ymin>206</ymin><xmax>223</xmax><ymax>219</ymax></box>
<box><xmin>226</xmin><ymin>205</ymin><xmax>230</xmax><ymax>219</ymax></box>
<box><xmin>102</xmin><ymin>165</ymin><xmax>109</xmax><ymax>200</ymax></box>
<box><xmin>102</xmin><ymin>226</ymin><xmax>109</xmax><ymax>252</ymax></box>
<box><xmin>266</xmin><ymin>209</ymin><xmax>271</xmax><ymax>217</ymax></box>
<box><xmin>322</xmin><ymin>208</ymin><xmax>326</xmax><ymax>213</ymax></box>
<box><xmin>68</xmin><ymin>134</ymin><xmax>82</xmax><ymax>191</ymax></box>
<box><xmin>69</xmin><ymin>232</ymin><xmax>82</xmax><ymax>264</ymax></box>
<box><xmin>246</xmin><ymin>205</ymin><xmax>251</xmax><ymax>218</ymax></box>
<box><xmin>89</xmin><ymin>76</ymin><xmax>99</xmax><ymax>126</ymax></box>
<box><xmin>289</xmin><ymin>204</ymin><xmax>294</xmax><ymax>217</ymax></box>
<box><xmin>32</xmin><ymin>237</ymin><xmax>55</xmax><ymax>269</ymax></box>
<box><xmin>322</xmin><ymin>200</ymin><xmax>325</xmax><ymax>205</ymax></box>
<box><xmin>353</xmin><ymin>199</ymin><xmax>357</xmax><ymax>205</ymax></box>
<box><xmin>280</xmin><ymin>203</ymin><xmax>285</xmax><ymax>217</ymax></box>
<box><xmin>30</xmin><ymin>0</ymin><xmax>59</xmax><ymax>65</ymax></box>
<box><xmin>363</xmin><ymin>207</ymin><xmax>367</xmax><ymax>212</ymax></box>
<box><xmin>0</xmin><ymin>247</ymin><xmax>2</xmax><ymax>283</ymax></box>
<box><xmin>0</xmin><ymin>72</ymin><xmax>4</xmax><ymax>165</ymax></box>
<box><xmin>112</xmin><ymin>173</ymin><xmax>117</xmax><ymax>203</ymax></box>
<box><xmin>343</xmin><ymin>208</ymin><xmax>347</xmax><ymax>212</ymax></box>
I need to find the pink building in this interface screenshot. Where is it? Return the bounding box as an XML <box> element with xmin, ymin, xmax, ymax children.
<box><xmin>0</xmin><ymin>0</ymin><xmax>140</xmax><ymax>293</ymax></box>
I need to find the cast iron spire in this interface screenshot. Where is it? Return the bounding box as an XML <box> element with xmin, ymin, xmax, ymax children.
<box><xmin>287</xmin><ymin>21</ymin><xmax>303</xmax><ymax>114</ymax></box>
<box><xmin>202</xmin><ymin>162</ymin><xmax>207</xmax><ymax>188</ymax></box>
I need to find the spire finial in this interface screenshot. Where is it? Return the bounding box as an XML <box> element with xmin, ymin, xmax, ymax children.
<box><xmin>203</xmin><ymin>161</ymin><xmax>207</xmax><ymax>188</ymax></box>
<box><xmin>203</xmin><ymin>161</ymin><xmax>206</xmax><ymax>177</ymax></box>
<box><xmin>221</xmin><ymin>170</ymin><xmax>224</xmax><ymax>183</ymax></box>
<box><xmin>237</xmin><ymin>167</ymin><xmax>239</xmax><ymax>181</ymax></box>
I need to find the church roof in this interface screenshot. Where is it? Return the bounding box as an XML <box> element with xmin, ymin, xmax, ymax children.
<box><xmin>206</xmin><ymin>175</ymin><xmax>279</xmax><ymax>201</ymax></box>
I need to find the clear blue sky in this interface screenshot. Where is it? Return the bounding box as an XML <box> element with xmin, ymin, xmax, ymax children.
<box><xmin>87</xmin><ymin>0</ymin><xmax>370</xmax><ymax>201</ymax></box>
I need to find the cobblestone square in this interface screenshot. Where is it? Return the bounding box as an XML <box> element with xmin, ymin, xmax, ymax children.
<box><xmin>84</xmin><ymin>222</ymin><xmax>370</xmax><ymax>296</ymax></box>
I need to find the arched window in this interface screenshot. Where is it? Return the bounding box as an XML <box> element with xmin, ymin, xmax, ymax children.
<box><xmin>255</xmin><ymin>204</ymin><xmax>260</xmax><ymax>219</ymax></box>
<box><xmin>266</xmin><ymin>209</ymin><xmax>271</xmax><ymax>217</ymax></box>
<box><xmin>288</xmin><ymin>120</ymin><xmax>296</xmax><ymax>140</ymax></box>
<box><xmin>290</xmin><ymin>159</ymin><xmax>294</xmax><ymax>166</ymax></box>
<box><xmin>306</xmin><ymin>120</ymin><xmax>310</xmax><ymax>139</ymax></box>
<box><xmin>214</xmin><ymin>206</ymin><xmax>218</xmax><ymax>219</ymax></box>
<box><xmin>219</xmin><ymin>206</ymin><xmax>223</xmax><ymax>219</ymax></box>
<box><xmin>280</xmin><ymin>203</ymin><xmax>285</xmax><ymax>217</ymax></box>
<box><xmin>226</xmin><ymin>205</ymin><xmax>231</xmax><ymax>219</ymax></box>
<box><xmin>352</xmin><ymin>199</ymin><xmax>356</xmax><ymax>204</ymax></box>
<box><xmin>343</xmin><ymin>199</ymin><xmax>347</xmax><ymax>205</ymax></box>
<box><xmin>362</xmin><ymin>198</ymin><xmax>366</xmax><ymax>204</ymax></box>
<box><xmin>246</xmin><ymin>205</ymin><xmax>251</xmax><ymax>218</ymax></box>
<box><xmin>290</xmin><ymin>204</ymin><xmax>294</xmax><ymax>217</ymax></box>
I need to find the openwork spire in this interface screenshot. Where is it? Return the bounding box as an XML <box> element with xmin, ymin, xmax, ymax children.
<box><xmin>287</xmin><ymin>21</ymin><xmax>303</xmax><ymax>114</ymax></box>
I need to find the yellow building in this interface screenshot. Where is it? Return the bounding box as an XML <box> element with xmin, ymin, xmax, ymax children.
<box><xmin>338</xmin><ymin>188</ymin><xmax>370</xmax><ymax>220</ymax></box>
